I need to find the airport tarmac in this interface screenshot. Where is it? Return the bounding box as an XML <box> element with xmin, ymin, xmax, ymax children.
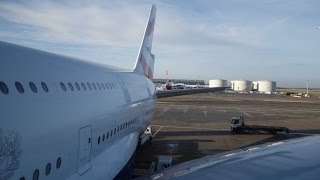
<box><xmin>133</xmin><ymin>92</ymin><xmax>320</xmax><ymax>177</ymax></box>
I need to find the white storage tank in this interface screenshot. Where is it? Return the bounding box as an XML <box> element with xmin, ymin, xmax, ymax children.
<box><xmin>209</xmin><ymin>79</ymin><xmax>228</xmax><ymax>88</ymax></box>
<box><xmin>257</xmin><ymin>80</ymin><xmax>276</xmax><ymax>94</ymax></box>
<box><xmin>231</xmin><ymin>80</ymin><xmax>252</xmax><ymax>92</ymax></box>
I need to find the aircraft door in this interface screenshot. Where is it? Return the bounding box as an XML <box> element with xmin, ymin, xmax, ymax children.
<box><xmin>77</xmin><ymin>125</ymin><xmax>92</xmax><ymax>175</ymax></box>
<box><xmin>115</xmin><ymin>74</ymin><xmax>131</xmax><ymax>102</ymax></box>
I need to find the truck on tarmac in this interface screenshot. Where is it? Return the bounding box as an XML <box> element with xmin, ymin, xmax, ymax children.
<box><xmin>230</xmin><ymin>116</ymin><xmax>290</xmax><ymax>134</ymax></box>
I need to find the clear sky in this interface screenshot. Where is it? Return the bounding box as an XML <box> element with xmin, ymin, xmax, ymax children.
<box><xmin>0</xmin><ymin>0</ymin><xmax>319</xmax><ymax>88</ymax></box>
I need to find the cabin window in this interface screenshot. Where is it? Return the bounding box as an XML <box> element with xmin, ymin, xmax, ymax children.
<box><xmin>97</xmin><ymin>83</ymin><xmax>101</xmax><ymax>90</ymax></box>
<box><xmin>114</xmin><ymin>128</ymin><xmax>116</xmax><ymax>135</ymax></box>
<box><xmin>45</xmin><ymin>163</ymin><xmax>51</xmax><ymax>176</ymax></box>
<box><xmin>41</xmin><ymin>82</ymin><xmax>49</xmax><ymax>92</ymax></box>
<box><xmin>81</xmin><ymin>83</ymin><xmax>86</xmax><ymax>90</ymax></box>
<box><xmin>0</xmin><ymin>81</ymin><xmax>9</xmax><ymax>94</ymax></box>
<box><xmin>33</xmin><ymin>169</ymin><xmax>39</xmax><ymax>180</ymax></box>
<box><xmin>29</xmin><ymin>82</ymin><xmax>37</xmax><ymax>93</ymax></box>
<box><xmin>108</xmin><ymin>83</ymin><xmax>112</xmax><ymax>89</ymax></box>
<box><xmin>105</xmin><ymin>83</ymin><xmax>109</xmax><ymax>89</ymax></box>
<box><xmin>68</xmin><ymin>82</ymin><xmax>74</xmax><ymax>91</ymax></box>
<box><xmin>110</xmin><ymin>130</ymin><xmax>113</xmax><ymax>137</ymax></box>
<box><xmin>107</xmin><ymin>132</ymin><xmax>109</xmax><ymax>139</ymax></box>
<box><xmin>87</xmin><ymin>82</ymin><xmax>92</xmax><ymax>90</ymax></box>
<box><xmin>98</xmin><ymin>136</ymin><xmax>101</xmax><ymax>144</ymax></box>
<box><xmin>75</xmin><ymin>83</ymin><xmax>80</xmax><ymax>91</ymax></box>
<box><xmin>92</xmin><ymin>83</ymin><xmax>96</xmax><ymax>90</ymax></box>
<box><xmin>101</xmin><ymin>83</ymin><xmax>105</xmax><ymax>89</ymax></box>
<box><xmin>15</xmin><ymin>82</ymin><xmax>24</xmax><ymax>94</ymax></box>
<box><xmin>56</xmin><ymin>157</ymin><xmax>62</xmax><ymax>169</ymax></box>
<box><xmin>60</xmin><ymin>82</ymin><xmax>66</xmax><ymax>91</ymax></box>
<box><xmin>103</xmin><ymin>134</ymin><xmax>105</xmax><ymax>141</ymax></box>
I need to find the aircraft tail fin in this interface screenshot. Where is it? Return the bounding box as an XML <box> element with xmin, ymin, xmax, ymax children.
<box><xmin>133</xmin><ymin>5</ymin><xmax>156</xmax><ymax>80</ymax></box>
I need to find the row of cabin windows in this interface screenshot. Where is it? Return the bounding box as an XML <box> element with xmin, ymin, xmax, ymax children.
<box><xmin>0</xmin><ymin>81</ymin><xmax>49</xmax><ymax>94</ymax></box>
<box><xmin>97</xmin><ymin>117</ymin><xmax>138</xmax><ymax>145</ymax></box>
<box><xmin>19</xmin><ymin>157</ymin><xmax>62</xmax><ymax>180</ymax></box>
<box><xmin>59</xmin><ymin>82</ymin><xmax>116</xmax><ymax>92</ymax></box>
<box><xmin>0</xmin><ymin>81</ymin><xmax>116</xmax><ymax>95</ymax></box>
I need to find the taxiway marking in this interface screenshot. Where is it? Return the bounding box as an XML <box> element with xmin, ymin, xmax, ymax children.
<box><xmin>242</xmin><ymin>112</ymin><xmax>253</xmax><ymax>118</ymax></box>
<box><xmin>152</xmin><ymin>126</ymin><xmax>163</xmax><ymax>138</ymax></box>
<box><xmin>203</xmin><ymin>111</ymin><xmax>207</xmax><ymax>117</ymax></box>
<box><xmin>163</xmin><ymin>107</ymin><xmax>169</xmax><ymax>113</ymax></box>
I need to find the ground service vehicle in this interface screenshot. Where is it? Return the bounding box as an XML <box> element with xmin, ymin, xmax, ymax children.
<box><xmin>230</xmin><ymin>116</ymin><xmax>290</xmax><ymax>134</ymax></box>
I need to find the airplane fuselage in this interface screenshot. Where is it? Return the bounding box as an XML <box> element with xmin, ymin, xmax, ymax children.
<box><xmin>0</xmin><ymin>41</ymin><xmax>156</xmax><ymax>179</ymax></box>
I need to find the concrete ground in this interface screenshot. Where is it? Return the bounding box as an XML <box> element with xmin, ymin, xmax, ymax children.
<box><xmin>133</xmin><ymin>92</ymin><xmax>320</xmax><ymax>177</ymax></box>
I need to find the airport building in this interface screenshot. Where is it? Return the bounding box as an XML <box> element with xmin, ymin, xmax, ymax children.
<box><xmin>153</xmin><ymin>79</ymin><xmax>205</xmax><ymax>85</ymax></box>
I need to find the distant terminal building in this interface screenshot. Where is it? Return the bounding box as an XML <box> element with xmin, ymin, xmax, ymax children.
<box><xmin>153</xmin><ymin>79</ymin><xmax>205</xmax><ymax>85</ymax></box>
<box><xmin>231</xmin><ymin>80</ymin><xmax>252</xmax><ymax>92</ymax></box>
<box><xmin>209</xmin><ymin>79</ymin><xmax>229</xmax><ymax>88</ymax></box>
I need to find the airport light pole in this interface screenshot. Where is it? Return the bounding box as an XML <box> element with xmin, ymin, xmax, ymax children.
<box><xmin>306</xmin><ymin>80</ymin><xmax>309</xmax><ymax>97</ymax></box>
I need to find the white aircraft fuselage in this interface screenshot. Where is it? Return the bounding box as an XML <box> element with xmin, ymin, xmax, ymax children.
<box><xmin>0</xmin><ymin>41</ymin><xmax>156</xmax><ymax>180</ymax></box>
<box><xmin>1</xmin><ymin>5</ymin><xmax>157</xmax><ymax>180</ymax></box>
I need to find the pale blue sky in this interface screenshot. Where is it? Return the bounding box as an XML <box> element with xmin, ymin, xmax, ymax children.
<box><xmin>0</xmin><ymin>0</ymin><xmax>319</xmax><ymax>87</ymax></box>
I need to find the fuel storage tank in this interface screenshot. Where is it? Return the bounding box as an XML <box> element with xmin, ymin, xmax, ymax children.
<box><xmin>231</xmin><ymin>80</ymin><xmax>252</xmax><ymax>92</ymax></box>
<box><xmin>256</xmin><ymin>80</ymin><xmax>276</xmax><ymax>94</ymax></box>
<box><xmin>209</xmin><ymin>79</ymin><xmax>229</xmax><ymax>88</ymax></box>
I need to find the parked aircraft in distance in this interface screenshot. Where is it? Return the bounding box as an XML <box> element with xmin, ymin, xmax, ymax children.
<box><xmin>165</xmin><ymin>82</ymin><xmax>185</xmax><ymax>90</ymax></box>
<box><xmin>163</xmin><ymin>70</ymin><xmax>184</xmax><ymax>90</ymax></box>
